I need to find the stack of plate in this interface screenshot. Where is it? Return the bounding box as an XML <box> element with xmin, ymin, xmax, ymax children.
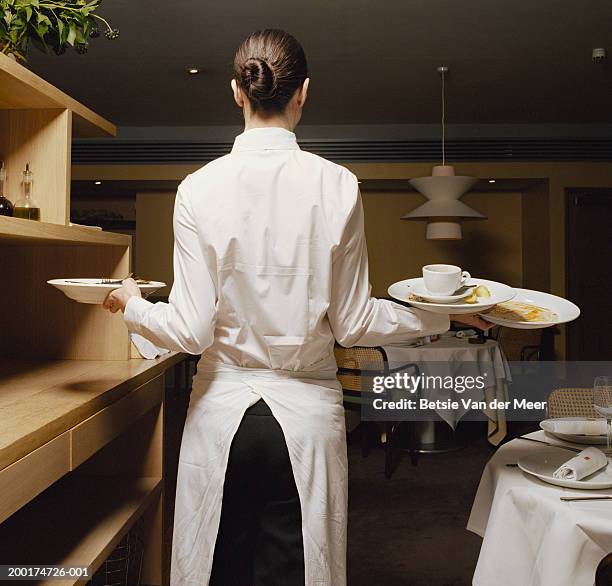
<box><xmin>388</xmin><ymin>278</ymin><xmax>580</xmax><ymax>328</ymax></box>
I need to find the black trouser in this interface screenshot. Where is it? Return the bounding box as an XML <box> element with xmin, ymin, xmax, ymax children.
<box><xmin>210</xmin><ymin>399</ymin><xmax>305</xmax><ymax>586</ymax></box>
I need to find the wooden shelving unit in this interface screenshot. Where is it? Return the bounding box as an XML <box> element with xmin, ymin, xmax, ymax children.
<box><xmin>0</xmin><ymin>53</ymin><xmax>115</xmax><ymax>226</ymax></box>
<box><xmin>0</xmin><ymin>53</ymin><xmax>133</xmax><ymax>361</ymax></box>
<box><xmin>0</xmin><ymin>476</ymin><xmax>162</xmax><ymax>585</ymax></box>
<box><xmin>0</xmin><ymin>53</ymin><xmax>179</xmax><ymax>585</ymax></box>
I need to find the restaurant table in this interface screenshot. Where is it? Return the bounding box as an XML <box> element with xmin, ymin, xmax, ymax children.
<box><xmin>468</xmin><ymin>430</ymin><xmax>612</xmax><ymax>586</ymax></box>
<box><xmin>383</xmin><ymin>336</ymin><xmax>511</xmax><ymax>445</ymax></box>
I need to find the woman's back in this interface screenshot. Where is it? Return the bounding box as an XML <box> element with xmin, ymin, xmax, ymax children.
<box><xmin>186</xmin><ymin>126</ymin><xmax>358</xmax><ymax>371</ymax></box>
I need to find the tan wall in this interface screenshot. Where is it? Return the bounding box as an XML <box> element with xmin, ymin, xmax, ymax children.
<box><xmin>135</xmin><ymin>192</ymin><xmax>175</xmax><ymax>296</ymax></box>
<box><xmin>362</xmin><ymin>190</ymin><xmax>523</xmax><ymax>296</ymax></box>
<box><xmin>521</xmin><ymin>180</ymin><xmax>550</xmax><ymax>292</ymax></box>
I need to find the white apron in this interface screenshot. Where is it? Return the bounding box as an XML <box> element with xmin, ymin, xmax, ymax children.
<box><xmin>172</xmin><ymin>356</ymin><xmax>347</xmax><ymax>585</ymax></box>
<box><xmin>124</xmin><ymin>126</ymin><xmax>450</xmax><ymax>585</ymax></box>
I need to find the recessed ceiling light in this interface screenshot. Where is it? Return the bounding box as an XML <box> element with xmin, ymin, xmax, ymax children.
<box><xmin>187</xmin><ymin>67</ymin><xmax>200</xmax><ymax>75</ymax></box>
<box><xmin>488</xmin><ymin>179</ymin><xmax>496</xmax><ymax>184</ymax></box>
<box><xmin>94</xmin><ymin>180</ymin><xmax>102</xmax><ymax>185</ymax></box>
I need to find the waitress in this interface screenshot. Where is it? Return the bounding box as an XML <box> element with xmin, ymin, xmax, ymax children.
<box><xmin>104</xmin><ymin>29</ymin><xmax>488</xmax><ymax>586</ymax></box>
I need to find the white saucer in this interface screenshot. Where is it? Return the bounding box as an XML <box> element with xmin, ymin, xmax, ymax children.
<box><xmin>409</xmin><ymin>280</ymin><xmax>474</xmax><ymax>303</ymax></box>
<box><xmin>518</xmin><ymin>446</ymin><xmax>612</xmax><ymax>490</ymax></box>
<box><xmin>48</xmin><ymin>278</ymin><xmax>166</xmax><ymax>305</ymax></box>
<box><xmin>388</xmin><ymin>277</ymin><xmax>515</xmax><ymax>315</ymax></box>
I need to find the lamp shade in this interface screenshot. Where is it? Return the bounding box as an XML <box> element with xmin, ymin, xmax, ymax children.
<box><xmin>401</xmin><ymin>165</ymin><xmax>485</xmax><ymax>239</ymax></box>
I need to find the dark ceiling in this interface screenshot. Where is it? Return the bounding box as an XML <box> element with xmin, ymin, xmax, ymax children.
<box><xmin>27</xmin><ymin>0</ymin><xmax>612</xmax><ymax>127</ymax></box>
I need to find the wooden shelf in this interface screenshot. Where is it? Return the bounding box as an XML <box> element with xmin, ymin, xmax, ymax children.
<box><xmin>71</xmin><ymin>219</ymin><xmax>136</xmax><ymax>231</ymax></box>
<box><xmin>0</xmin><ymin>215</ymin><xmax>131</xmax><ymax>246</ymax></box>
<box><xmin>0</xmin><ymin>354</ymin><xmax>185</xmax><ymax>472</ymax></box>
<box><xmin>0</xmin><ymin>474</ymin><xmax>161</xmax><ymax>584</ymax></box>
<box><xmin>0</xmin><ymin>53</ymin><xmax>116</xmax><ymax>138</ymax></box>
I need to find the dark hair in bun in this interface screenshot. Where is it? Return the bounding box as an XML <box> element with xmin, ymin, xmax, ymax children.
<box><xmin>234</xmin><ymin>29</ymin><xmax>308</xmax><ymax>115</ymax></box>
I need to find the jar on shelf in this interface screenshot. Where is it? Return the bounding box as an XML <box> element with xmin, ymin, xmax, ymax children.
<box><xmin>13</xmin><ymin>163</ymin><xmax>41</xmax><ymax>221</ymax></box>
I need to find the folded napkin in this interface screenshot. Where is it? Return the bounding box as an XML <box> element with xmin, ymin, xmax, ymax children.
<box><xmin>130</xmin><ymin>333</ymin><xmax>170</xmax><ymax>360</ymax></box>
<box><xmin>552</xmin><ymin>447</ymin><xmax>608</xmax><ymax>480</ymax></box>
<box><xmin>549</xmin><ymin>419</ymin><xmax>607</xmax><ymax>436</ymax></box>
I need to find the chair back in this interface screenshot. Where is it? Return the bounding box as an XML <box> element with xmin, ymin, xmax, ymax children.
<box><xmin>547</xmin><ymin>387</ymin><xmax>597</xmax><ymax>419</ymax></box>
<box><xmin>334</xmin><ymin>345</ymin><xmax>387</xmax><ymax>394</ymax></box>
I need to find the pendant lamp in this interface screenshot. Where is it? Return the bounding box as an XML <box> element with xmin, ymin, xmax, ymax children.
<box><xmin>401</xmin><ymin>66</ymin><xmax>485</xmax><ymax>240</ymax></box>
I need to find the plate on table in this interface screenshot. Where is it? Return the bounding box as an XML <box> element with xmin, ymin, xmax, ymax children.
<box><xmin>388</xmin><ymin>278</ymin><xmax>515</xmax><ymax>315</ymax></box>
<box><xmin>540</xmin><ymin>418</ymin><xmax>608</xmax><ymax>445</ymax></box>
<box><xmin>518</xmin><ymin>446</ymin><xmax>612</xmax><ymax>490</ymax></box>
<box><xmin>480</xmin><ymin>288</ymin><xmax>580</xmax><ymax>329</ymax></box>
<box><xmin>408</xmin><ymin>281</ymin><xmax>475</xmax><ymax>303</ymax></box>
<box><xmin>48</xmin><ymin>278</ymin><xmax>165</xmax><ymax>305</ymax></box>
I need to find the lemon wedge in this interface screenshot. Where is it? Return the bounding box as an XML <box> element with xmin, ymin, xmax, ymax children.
<box><xmin>475</xmin><ymin>285</ymin><xmax>491</xmax><ymax>299</ymax></box>
<box><xmin>464</xmin><ymin>292</ymin><xmax>478</xmax><ymax>304</ymax></box>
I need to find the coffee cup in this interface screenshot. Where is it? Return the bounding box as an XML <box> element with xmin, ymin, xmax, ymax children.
<box><xmin>422</xmin><ymin>264</ymin><xmax>471</xmax><ymax>295</ymax></box>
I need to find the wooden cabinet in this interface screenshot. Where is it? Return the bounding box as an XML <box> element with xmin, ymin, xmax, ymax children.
<box><xmin>0</xmin><ymin>53</ymin><xmax>182</xmax><ymax>584</ymax></box>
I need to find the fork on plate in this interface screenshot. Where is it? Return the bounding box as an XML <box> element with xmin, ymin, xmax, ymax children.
<box><xmin>100</xmin><ymin>273</ymin><xmax>134</xmax><ymax>284</ymax></box>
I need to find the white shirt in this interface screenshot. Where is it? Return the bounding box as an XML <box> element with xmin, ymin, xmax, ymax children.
<box><xmin>124</xmin><ymin>127</ymin><xmax>450</xmax><ymax>585</ymax></box>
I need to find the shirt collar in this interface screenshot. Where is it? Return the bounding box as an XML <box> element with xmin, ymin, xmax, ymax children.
<box><xmin>231</xmin><ymin>127</ymin><xmax>300</xmax><ymax>153</ymax></box>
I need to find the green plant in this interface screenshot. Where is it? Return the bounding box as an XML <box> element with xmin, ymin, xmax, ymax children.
<box><xmin>0</xmin><ymin>0</ymin><xmax>118</xmax><ymax>61</ymax></box>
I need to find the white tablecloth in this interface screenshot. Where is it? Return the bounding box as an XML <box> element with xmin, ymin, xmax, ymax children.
<box><xmin>383</xmin><ymin>337</ymin><xmax>511</xmax><ymax>444</ymax></box>
<box><xmin>468</xmin><ymin>430</ymin><xmax>612</xmax><ymax>586</ymax></box>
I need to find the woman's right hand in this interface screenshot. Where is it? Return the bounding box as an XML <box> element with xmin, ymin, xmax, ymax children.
<box><xmin>449</xmin><ymin>313</ymin><xmax>493</xmax><ymax>331</ymax></box>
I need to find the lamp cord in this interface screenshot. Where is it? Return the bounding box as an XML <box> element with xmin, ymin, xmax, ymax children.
<box><xmin>441</xmin><ymin>69</ymin><xmax>445</xmax><ymax>167</ymax></box>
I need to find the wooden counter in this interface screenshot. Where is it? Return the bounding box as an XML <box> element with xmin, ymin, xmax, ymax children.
<box><xmin>0</xmin><ymin>353</ymin><xmax>187</xmax><ymax>585</ymax></box>
<box><xmin>0</xmin><ymin>353</ymin><xmax>184</xmax><ymax>472</ymax></box>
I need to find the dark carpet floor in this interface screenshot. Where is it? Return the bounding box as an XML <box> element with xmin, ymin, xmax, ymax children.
<box><xmin>346</xmin><ymin>422</ymin><xmax>500</xmax><ymax>586</ymax></box>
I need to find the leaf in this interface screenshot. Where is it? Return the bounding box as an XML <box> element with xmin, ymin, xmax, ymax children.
<box><xmin>66</xmin><ymin>21</ymin><xmax>75</xmax><ymax>45</ymax></box>
<box><xmin>34</xmin><ymin>20</ymin><xmax>48</xmax><ymax>38</ymax></box>
<box><xmin>24</xmin><ymin>5</ymin><xmax>31</xmax><ymax>20</ymax></box>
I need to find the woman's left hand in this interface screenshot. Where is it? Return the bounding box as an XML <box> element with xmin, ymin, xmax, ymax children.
<box><xmin>103</xmin><ymin>278</ymin><xmax>142</xmax><ymax>313</ymax></box>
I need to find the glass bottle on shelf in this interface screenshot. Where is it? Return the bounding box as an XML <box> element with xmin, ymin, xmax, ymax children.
<box><xmin>13</xmin><ymin>163</ymin><xmax>41</xmax><ymax>221</ymax></box>
<box><xmin>0</xmin><ymin>161</ymin><xmax>14</xmax><ymax>217</ymax></box>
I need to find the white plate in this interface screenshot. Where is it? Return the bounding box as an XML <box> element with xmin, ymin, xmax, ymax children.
<box><xmin>518</xmin><ymin>446</ymin><xmax>612</xmax><ymax>490</ymax></box>
<box><xmin>480</xmin><ymin>288</ymin><xmax>580</xmax><ymax>329</ymax></box>
<box><xmin>540</xmin><ymin>418</ymin><xmax>608</xmax><ymax>445</ymax></box>
<box><xmin>388</xmin><ymin>278</ymin><xmax>515</xmax><ymax>315</ymax></box>
<box><xmin>408</xmin><ymin>280</ymin><xmax>474</xmax><ymax>303</ymax></box>
<box><xmin>48</xmin><ymin>278</ymin><xmax>166</xmax><ymax>305</ymax></box>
